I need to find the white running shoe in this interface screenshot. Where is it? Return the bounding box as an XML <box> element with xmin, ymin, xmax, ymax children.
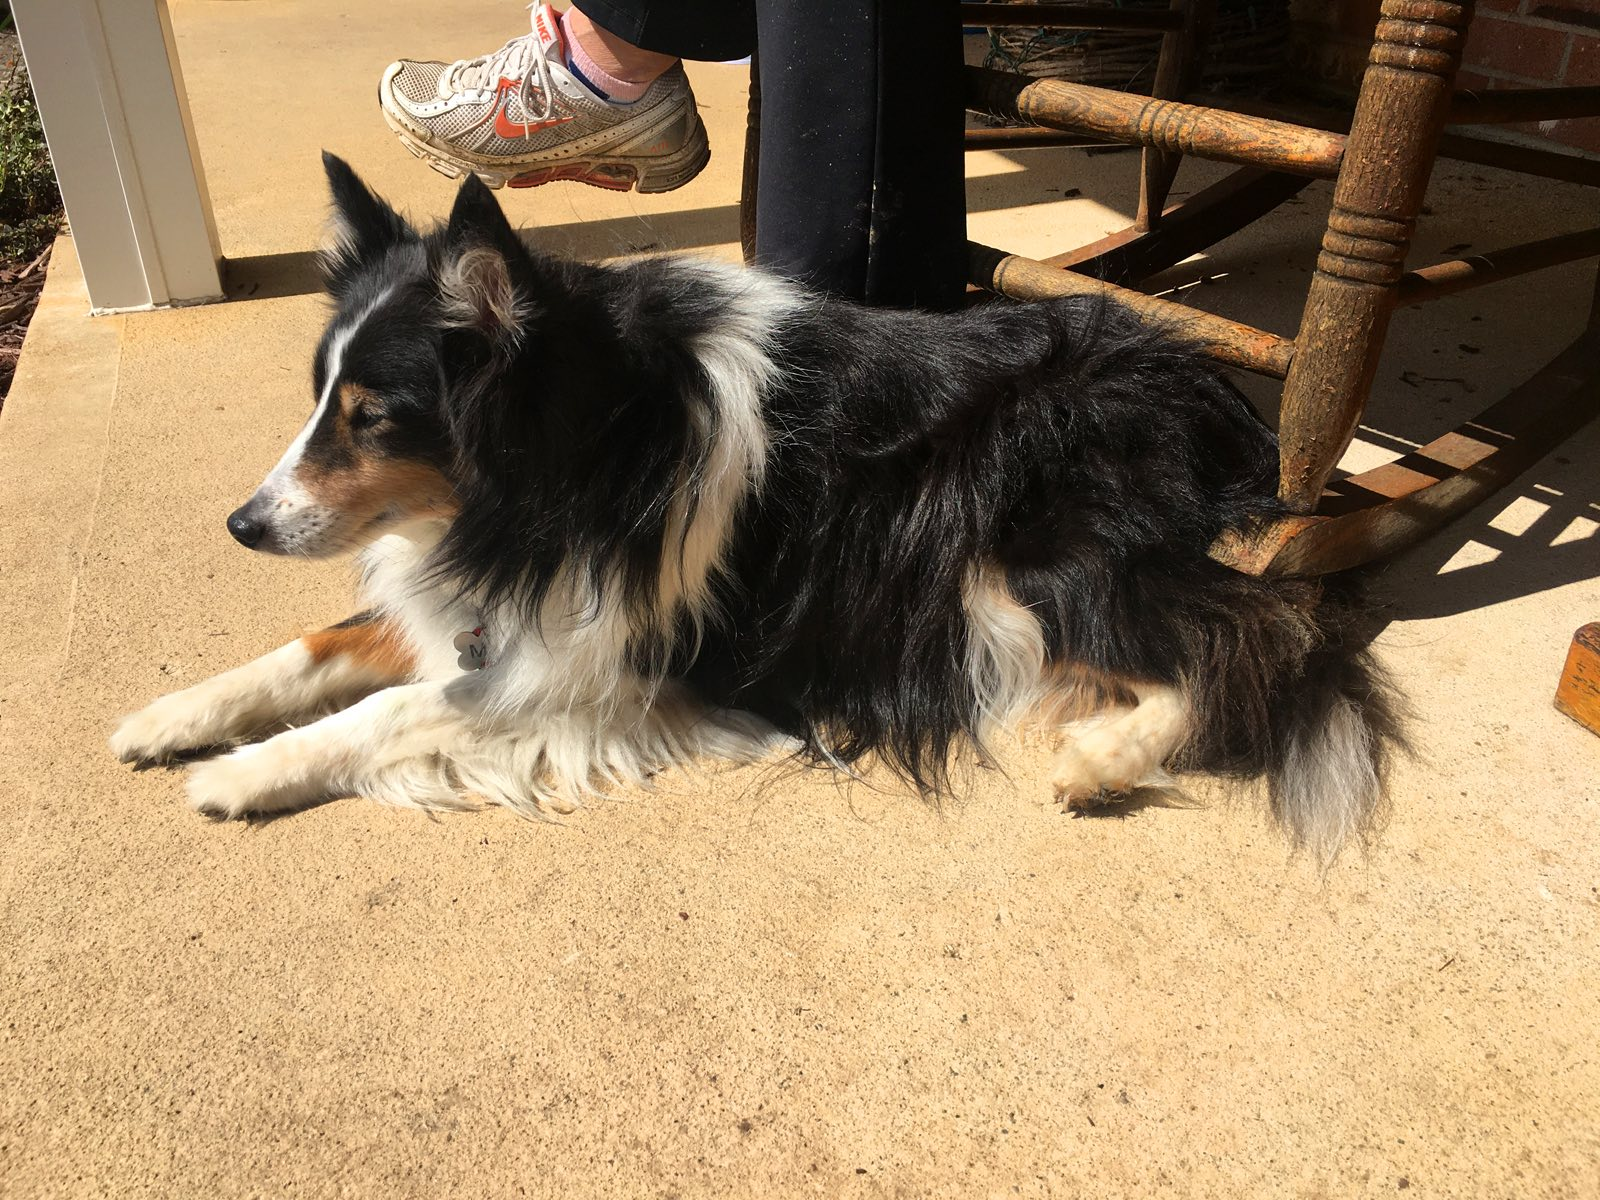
<box><xmin>379</xmin><ymin>2</ymin><xmax>710</xmax><ymax>192</ymax></box>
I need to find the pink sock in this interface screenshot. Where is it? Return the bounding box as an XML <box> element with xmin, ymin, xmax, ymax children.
<box><xmin>561</xmin><ymin>10</ymin><xmax>662</xmax><ymax>102</ymax></box>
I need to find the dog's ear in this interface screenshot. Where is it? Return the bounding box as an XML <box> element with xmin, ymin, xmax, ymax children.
<box><xmin>438</xmin><ymin>245</ymin><xmax>530</xmax><ymax>348</ymax></box>
<box><xmin>437</xmin><ymin>175</ymin><xmax>532</xmax><ymax>348</ymax></box>
<box><xmin>320</xmin><ymin>151</ymin><xmax>416</xmax><ymax>290</ymax></box>
<box><xmin>446</xmin><ymin>173</ymin><xmax>520</xmax><ymax>251</ymax></box>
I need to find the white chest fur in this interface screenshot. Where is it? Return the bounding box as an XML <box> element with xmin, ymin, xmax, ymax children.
<box><xmin>358</xmin><ymin>523</ymin><xmax>483</xmax><ymax>684</ymax></box>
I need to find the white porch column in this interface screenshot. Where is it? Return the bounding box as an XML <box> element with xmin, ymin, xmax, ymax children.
<box><xmin>12</xmin><ymin>0</ymin><xmax>223</xmax><ymax>313</ymax></box>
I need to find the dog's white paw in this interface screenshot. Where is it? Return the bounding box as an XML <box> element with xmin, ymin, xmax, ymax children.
<box><xmin>110</xmin><ymin>692</ymin><xmax>227</xmax><ymax>764</ymax></box>
<box><xmin>1050</xmin><ymin>728</ymin><xmax>1165</xmax><ymax>810</ymax></box>
<box><xmin>185</xmin><ymin>743</ymin><xmax>324</xmax><ymax>819</ymax></box>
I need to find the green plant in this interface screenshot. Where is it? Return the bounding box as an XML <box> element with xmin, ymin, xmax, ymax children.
<box><xmin>0</xmin><ymin>74</ymin><xmax>63</xmax><ymax>263</ymax></box>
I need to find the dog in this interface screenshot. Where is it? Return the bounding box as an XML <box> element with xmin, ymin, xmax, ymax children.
<box><xmin>112</xmin><ymin>153</ymin><xmax>1402</xmax><ymax>860</ymax></box>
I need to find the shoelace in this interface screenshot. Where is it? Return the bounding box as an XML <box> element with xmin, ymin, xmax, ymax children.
<box><xmin>438</xmin><ymin>3</ymin><xmax>557</xmax><ymax>132</ymax></box>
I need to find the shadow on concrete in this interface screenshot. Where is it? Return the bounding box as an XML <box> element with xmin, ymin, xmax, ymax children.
<box><xmin>220</xmin><ymin>202</ymin><xmax>751</xmax><ymax>303</ymax></box>
<box><xmin>1377</xmin><ymin>453</ymin><xmax>1600</xmax><ymax>624</ymax></box>
<box><xmin>223</xmin><ymin>251</ymin><xmax>326</xmax><ymax>303</ymax></box>
<box><xmin>216</xmin><ymin>145</ymin><xmax>1157</xmax><ymax>303</ymax></box>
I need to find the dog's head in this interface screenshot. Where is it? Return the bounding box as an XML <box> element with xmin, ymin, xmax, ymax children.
<box><xmin>226</xmin><ymin>154</ymin><xmax>531</xmax><ymax>556</ymax></box>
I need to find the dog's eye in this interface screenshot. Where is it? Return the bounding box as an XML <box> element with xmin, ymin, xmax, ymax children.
<box><xmin>349</xmin><ymin>404</ymin><xmax>388</xmax><ymax>432</ymax></box>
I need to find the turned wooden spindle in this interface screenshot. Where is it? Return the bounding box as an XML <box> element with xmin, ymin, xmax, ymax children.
<box><xmin>1276</xmin><ymin>0</ymin><xmax>1476</xmax><ymax>513</ymax></box>
<box><xmin>965</xmin><ymin>67</ymin><xmax>1346</xmax><ymax>177</ymax></box>
<box><xmin>1137</xmin><ymin>0</ymin><xmax>1215</xmax><ymax>232</ymax></box>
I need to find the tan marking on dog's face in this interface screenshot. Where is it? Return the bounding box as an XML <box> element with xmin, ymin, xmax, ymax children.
<box><xmin>289</xmin><ymin>383</ymin><xmax>457</xmax><ymax>528</ymax></box>
<box><xmin>336</xmin><ymin>381</ymin><xmax>373</xmax><ymax>427</ymax></box>
<box><xmin>294</xmin><ymin>450</ymin><xmax>458</xmax><ymax>527</ymax></box>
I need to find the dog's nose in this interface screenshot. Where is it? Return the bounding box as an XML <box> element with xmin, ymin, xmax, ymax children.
<box><xmin>226</xmin><ymin>507</ymin><xmax>265</xmax><ymax>548</ymax></box>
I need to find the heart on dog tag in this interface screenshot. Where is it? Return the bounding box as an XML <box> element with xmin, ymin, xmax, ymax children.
<box><xmin>453</xmin><ymin>627</ymin><xmax>488</xmax><ymax>671</ymax></box>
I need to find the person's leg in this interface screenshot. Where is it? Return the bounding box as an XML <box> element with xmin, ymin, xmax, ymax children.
<box><xmin>862</xmin><ymin>0</ymin><xmax>967</xmax><ymax>309</ymax></box>
<box><xmin>562</xmin><ymin>8</ymin><xmax>678</xmax><ymax>102</ymax></box>
<box><xmin>568</xmin><ymin>0</ymin><xmax>755</xmax><ymax>63</ymax></box>
<box><xmin>749</xmin><ymin>0</ymin><xmax>966</xmax><ymax>308</ymax></box>
<box><xmin>377</xmin><ymin>0</ymin><xmax>964</xmax><ymax>303</ymax></box>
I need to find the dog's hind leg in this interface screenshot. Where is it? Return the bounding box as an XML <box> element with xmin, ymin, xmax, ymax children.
<box><xmin>1050</xmin><ymin>680</ymin><xmax>1190</xmax><ymax>810</ymax></box>
<box><xmin>110</xmin><ymin>611</ymin><xmax>415</xmax><ymax>765</ymax></box>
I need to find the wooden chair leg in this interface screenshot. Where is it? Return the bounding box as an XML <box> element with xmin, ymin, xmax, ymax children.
<box><xmin>1275</xmin><ymin>0</ymin><xmax>1476</xmax><ymax>514</ymax></box>
<box><xmin>740</xmin><ymin>50</ymin><xmax>761</xmax><ymax>267</ymax></box>
<box><xmin>1591</xmin><ymin>241</ymin><xmax>1600</xmax><ymax>324</ymax></box>
<box><xmin>1137</xmin><ymin>0</ymin><xmax>1215</xmax><ymax>231</ymax></box>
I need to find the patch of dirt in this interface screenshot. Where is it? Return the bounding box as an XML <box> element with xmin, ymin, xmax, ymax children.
<box><xmin>0</xmin><ymin>242</ymin><xmax>49</xmax><ymax>399</ymax></box>
<box><xmin>1</xmin><ymin>31</ymin><xmax>63</xmax><ymax>411</ymax></box>
<box><xmin>0</xmin><ymin>30</ymin><xmax>18</xmax><ymax>90</ymax></box>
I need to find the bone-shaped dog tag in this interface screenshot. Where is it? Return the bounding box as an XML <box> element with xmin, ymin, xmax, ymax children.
<box><xmin>453</xmin><ymin>627</ymin><xmax>488</xmax><ymax>671</ymax></box>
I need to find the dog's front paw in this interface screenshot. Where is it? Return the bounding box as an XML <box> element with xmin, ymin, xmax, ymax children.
<box><xmin>110</xmin><ymin>691</ymin><xmax>229</xmax><ymax>764</ymax></box>
<box><xmin>185</xmin><ymin>743</ymin><xmax>325</xmax><ymax>819</ymax></box>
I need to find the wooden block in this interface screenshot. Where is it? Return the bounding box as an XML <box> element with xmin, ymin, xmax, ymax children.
<box><xmin>1554</xmin><ymin>623</ymin><xmax>1600</xmax><ymax>737</ymax></box>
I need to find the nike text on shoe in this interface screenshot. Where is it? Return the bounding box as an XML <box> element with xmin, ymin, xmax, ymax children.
<box><xmin>379</xmin><ymin>2</ymin><xmax>710</xmax><ymax>193</ymax></box>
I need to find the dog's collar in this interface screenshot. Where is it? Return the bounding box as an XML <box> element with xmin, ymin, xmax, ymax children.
<box><xmin>453</xmin><ymin>626</ymin><xmax>490</xmax><ymax>671</ymax></box>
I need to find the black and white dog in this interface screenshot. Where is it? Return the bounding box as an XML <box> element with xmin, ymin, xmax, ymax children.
<box><xmin>112</xmin><ymin>154</ymin><xmax>1401</xmax><ymax>859</ymax></box>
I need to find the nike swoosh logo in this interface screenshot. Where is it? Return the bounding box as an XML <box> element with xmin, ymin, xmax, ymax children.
<box><xmin>492</xmin><ymin>78</ymin><xmax>573</xmax><ymax>140</ymax></box>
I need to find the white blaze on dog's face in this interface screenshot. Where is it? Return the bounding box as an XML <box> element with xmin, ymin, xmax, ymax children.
<box><xmin>226</xmin><ymin>157</ymin><xmax>459</xmax><ymax>557</ymax></box>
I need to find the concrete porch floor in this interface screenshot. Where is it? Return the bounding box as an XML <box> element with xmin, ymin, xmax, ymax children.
<box><xmin>2</xmin><ymin>2</ymin><xmax>1598</xmax><ymax>1195</ymax></box>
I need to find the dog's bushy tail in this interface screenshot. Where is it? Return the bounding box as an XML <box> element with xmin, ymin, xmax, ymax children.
<box><xmin>1267</xmin><ymin>589</ymin><xmax>1406</xmax><ymax>862</ymax></box>
<box><xmin>1177</xmin><ymin>571</ymin><xmax>1407</xmax><ymax>864</ymax></box>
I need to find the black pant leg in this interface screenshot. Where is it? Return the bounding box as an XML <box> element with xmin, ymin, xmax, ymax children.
<box><xmin>569</xmin><ymin>0</ymin><xmax>754</xmax><ymax>62</ymax></box>
<box><xmin>860</xmin><ymin>0</ymin><xmax>967</xmax><ymax>310</ymax></box>
<box><xmin>571</xmin><ymin>0</ymin><xmax>966</xmax><ymax>310</ymax></box>
<box><xmin>750</xmin><ymin>0</ymin><xmax>965</xmax><ymax>309</ymax></box>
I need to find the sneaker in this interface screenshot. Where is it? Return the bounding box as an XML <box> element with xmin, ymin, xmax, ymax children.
<box><xmin>378</xmin><ymin>2</ymin><xmax>710</xmax><ymax>192</ymax></box>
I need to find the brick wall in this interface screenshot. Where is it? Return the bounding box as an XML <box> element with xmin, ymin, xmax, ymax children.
<box><xmin>1289</xmin><ymin>0</ymin><xmax>1599</xmax><ymax>157</ymax></box>
<box><xmin>1459</xmin><ymin>0</ymin><xmax>1600</xmax><ymax>155</ymax></box>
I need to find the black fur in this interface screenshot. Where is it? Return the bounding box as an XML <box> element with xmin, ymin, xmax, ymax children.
<box><xmin>694</xmin><ymin>298</ymin><xmax>1286</xmax><ymax>786</ymax></box>
<box><xmin>316</xmin><ymin>157</ymin><xmax>1404</xmax><ymax>853</ymax></box>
